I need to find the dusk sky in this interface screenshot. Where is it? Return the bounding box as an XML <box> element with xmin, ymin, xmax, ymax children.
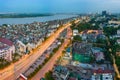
<box><xmin>0</xmin><ymin>0</ymin><xmax>120</xmax><ymax>13</ymax></box>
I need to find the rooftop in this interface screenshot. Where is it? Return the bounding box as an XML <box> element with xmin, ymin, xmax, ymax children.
<box><xmin>0</xmin><ymin>38</ymin><xmax>13</xmax><ymax>46</ymax></box>
<box><xmin>93</xmin><ymin>68</ymin><xmax>113</xmax><ymax>74</ymax></box>
<box><xmin>54</xmin><ymin>65</ymin><xmax>69</xmax><ymax>75</ymax></box>
<box><xmin>0</xmin><ymin>38</ymin><xmax>13</xmax><ymax>49</ymax></box>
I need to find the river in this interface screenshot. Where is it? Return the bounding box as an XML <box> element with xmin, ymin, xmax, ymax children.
<box><xmin>0</xmin><ymin>14</ymin><xmax>77</xmax><ymax>25</ymax></box>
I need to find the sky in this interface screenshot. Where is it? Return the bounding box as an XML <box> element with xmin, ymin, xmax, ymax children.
<box><xmin>0</xmin><ymin>0</ymin><xmax>120</xmax><ymax>13</ymax></box>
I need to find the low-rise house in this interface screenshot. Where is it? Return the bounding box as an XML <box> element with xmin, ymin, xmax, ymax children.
<box><xmin>117</xmin><ymin>29</ymin><xmax>120</xmax><ymax>35</ymax></box>
<box><xmin>81</xmin><ymin>33</ymin><xmax>87</xmax><ymax>40</ymax></box>
<box><xmin>72</xmin><ymin>42</ymin><xmax>92</xmax><ymax>55</ymax></box>
<box><xmin>114</xmin><ymin>30</ymin><xmax>120</xmax><ymax>39</ymax></box>
<box><xmin>109</xmin><ymin>20</ymin><xmax>120</xmax><ymax>25</ymax></box>
<box><xmin>94</xmin><ymin>52</ymin><xmax>105</xmax><ymax>62</ymax></box>
<box><xmin>26</xmin><ymin>43</ymin><xmax>35</xmax><ymax>52</ymax></box>
<box><xmin>68</xmin><ymin>77</ymin><xmax>78</xmax><ymax>80</ymax></box>
<box><xmin>53</xmin><ymin>65</ymin><xmax>69</xmax><ymax>80</ymax></box>
<box><xmin>80</xmin><ymin>30</ymin><xmax>104</xmax><ymax>42</ymax></box>
<box><xmin>91</xmin><ymin>47</ymin><xmax>103</xmax><ymax>53</ymax></box>
<box><xmin>0</xmin><ymin>38</ymin><xmax>15</xmax><ymax>61</ymax></box>
<box><xmin>91</xmin><ymin>47</ymin><xmax>104</xmax><ymax>63</ymax></box>
<box><xmin>117</xmin><ymin>39</ymin><xmax>120</xmax><ymax>44</ymax></box>
<box><xmin>66</xmin><ymin>47</ymin><xmax>71</xmax><ymax>56</ymax></box>
<box><xmin>92</xmin><ymin>73</ymin><xmax>113</xmax><ymax>80</ymax></box>
<box><xmin>92</xmin><ymin>68</ymin><xmax>113</xmax><ymax>80</ymax></box>
<box><xmin>15</xmin><ymin>40</ymin><xmax>26</xmax><ymax>54</ymax></box>
<box><xmin>73</xmin><ymin>29</ymin><xmax>78</xmax><ymax>36</ymax></box>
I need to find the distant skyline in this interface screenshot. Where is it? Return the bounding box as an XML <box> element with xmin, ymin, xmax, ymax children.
<box><xmin>0</xmin><ymin>0</ymin><xmax>120</xmax><ymax>13</ymax></box>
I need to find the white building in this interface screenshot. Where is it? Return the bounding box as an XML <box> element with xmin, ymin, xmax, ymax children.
<box><xmin>116</xmin><ymin>30</ymin><xmax>120</xmax><ymax>44</ymax></box>
<box><xmin>81</xmin><ymin>34</ymin><xmax>87</xmax><ymax>40</ymax></box>
<box><xmin>92</xmin><ymin>73</ymin><xmax>113</xmax><ymax>80</ymax></box>
<box><xmin>0</xmin><ymin>38</ymin><xmax>15</xmax><ymax>61</ymax></box>
<box><xmin>26</xmin><ymin>43</ymin><xmax>35</xmax><ymax>52</ymax></box>
<box><xmin>73</xmin><ymin>29</ymin><xmax>79</xmax><ymax>36</ymax></box>
<box><xmin>16</xmin><ymin>40</ymin><xmax>26</xmax><ymax>54</ymax></box>
<box><xmin>117</xmin><ymin>39</ymin><xmax>120</xmax><ymax>44</ymax></box>
<box><xmin>117</xmin><ymin>30</ymin><xmax>120</xmax><ymax>35</ymax></box>
<box><xmin>53</xmin><ymin>65</ymin><xmax>69</xmax><ymax>80</ymax></box>
<box><xmin>109</xmin><ymin>21</ymin><xmax>120</xmax><ymax>25</ymax></box>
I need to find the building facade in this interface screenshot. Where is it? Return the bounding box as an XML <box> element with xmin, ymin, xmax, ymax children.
<box><xmin>0</xmin><ymin>38</ymin><xmax>15</xmax><ymax>61</ymax></box>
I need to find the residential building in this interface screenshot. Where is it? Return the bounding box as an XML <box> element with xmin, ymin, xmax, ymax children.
<box><xmin>15</xmin><ymin>40</ymin><xmax>26</xmax><ymax>54</ymax></box>
<box><xmin>73</xmin><ymin>29</ymin><xmax>78</xmax><ymax>36</ymax></box>
<box><xmin>92</xmin><ymin>68</ymin><xmax>113</xmax><ymax>80</ymax></box>
<box><xmin>117</xmin><ymin>39</ymin><xmax>120</xmax><ymax>44</ymax></box>
<box><xmin>109</xmin><ymin>21</ymin><xmax>120</xmax><ymax>25</ymax></box>
<box><xmin>0</xmin><ymin>38</ymin><xmax>15</xmax><ymax>61</ymax></box>
<box><xmin>53</xmin><ymin>65</ymin><xmax>69</xmax><ymax>80</ymax></box>
<box><xmin>91</xmin><ymin>47</ymin><xmax>105</xmax><ymax>62</ymax></box>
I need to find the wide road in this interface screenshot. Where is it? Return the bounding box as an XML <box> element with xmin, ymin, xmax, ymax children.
<box><xmin>0</xmin><ymin>22</ymin><xmax>72</xmax><ymax>80</ymax></box>
<box><xmin>31</xmin><ymin>27</ymin><xmax>72</xmax><ymax>80</ymax></box>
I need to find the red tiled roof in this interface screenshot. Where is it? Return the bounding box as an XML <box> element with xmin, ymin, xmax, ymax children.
<box><xmin>0</xmin><ymin>38</ymin><xmax>13</xmax><ymax>46</ymax></box>
<box><xmin>69</xmin><ymin>77</ymin><xmax>77</xmax><ymax>80</ymax></box>
<box><xmin>93</xmin><ymin>68</ymin><xmax>113</xmax><ymax>74</ymax></box>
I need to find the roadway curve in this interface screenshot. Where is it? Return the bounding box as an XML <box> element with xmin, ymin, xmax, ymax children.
<box><xmin>0</xmin><ymin>23</ymin><xmax>71</xmax><ymax>80</ymax></box>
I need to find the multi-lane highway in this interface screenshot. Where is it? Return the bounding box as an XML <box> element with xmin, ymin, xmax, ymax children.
<box><xmin>31</xmin><ymin>26</ymin><xmax>72</xmax><ymax>80</ymax></box>
<box><xmin>0</xmin><ymin>22</ymin><xmax>72</xmax><ymax>80</ymax></box>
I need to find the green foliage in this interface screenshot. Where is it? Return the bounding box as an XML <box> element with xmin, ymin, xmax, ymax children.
<box><xmin>96</xmin><ymin>38</ymin><xmax>107</xmax><ymax>44</ymax></box>
<box><xmin>53</xmin><ymin>47</ymin><xmax>59</xmax><ymax>53</ymax></box>
<box><xmin>116</xmin><ymin>44</ymin><xmax>120</xmax><ymax>52</ymax></box>
<box><xmin>73</xmin><ymin>35</ymin><xmax>82</xmax><ymax>42</ymax></box>
<box><xmin>116</xmin><ymin>56</ymin><xmax>120</xmax><ymax>72</ymax></box>
<box><xmin>45</xmin><ymin>71</ymin><xmax>54</xmax><ymax>80</ymax></box>
<box><xmin>2</xmin><ymin>24</ymin><xmax>7</xmax><ymax>27</ymax></box>
<box><xmin>116</xmin><ymin>56</ymin><xmax>120</xmax><ymax>66</ymax></box>
<box><xmin>0</xmin><ymin>58</ymin><xmax>10</xmax><ymax>69</ymax></box>
<box><xmin>71</xmin><ymin>22</ymin><xmax>99</xmax><ymax>33</ymax></box>
<box><xmin>103</xmin><ymin>27</ymin><xmax>117</xmax><ymax>36</ymax></box>
<box><xmin>12</xmin><ymin>53</ymin><xmax>21</xmax><ymax>63</ymax></box>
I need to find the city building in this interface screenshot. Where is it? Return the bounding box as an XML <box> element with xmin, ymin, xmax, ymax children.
<box><xmin>117</xmin><ymin>39</ymin><xmax>120</xmax><ymax>44</ymax></box>
<box><xmin>102</xmin><ymin>11</ymin><xmax>108</xmax><ymax>17</ymax></box>
<box><xmin>15</xmin><ymin>40</ymin><xmax>26</xmax><ymax>54</ymax></box>
<box><xmin>92</xmin><ymin>68</ymin><xmax>113</xmax><ymax>80</ymax></box>
<box><xmin>66</xmin><ymin>47</ymin><xmax>71</xmax><ymax>56</ymax></box>
<box><xmin>91</xmin><ymin>47</ymin><xmax>105</xmax><ymax>63</ymax></box>
<box><xmin>109</xmin><ymin>21</ymin><xmax>120</xmax><ymax>25</ymax></box>
<box><xmin>0</xmin><ymin>38</ymin><xmax>15</xmax><ymax>61</ymax></box>
<box><xmin>53</xmin><ymin>65</ymin><xmax>69</xmax><ymax>80</ymax></box>
<box><xmin>73</xmin><ymin>29</ymin><xmax>78</xmax><ymax>36</ymax></box>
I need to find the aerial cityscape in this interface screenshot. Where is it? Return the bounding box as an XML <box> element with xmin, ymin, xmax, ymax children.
<box><xmin>0</xmin><ymin>0</ymin><xmax>120</xmax><ymax>80</ymax></box>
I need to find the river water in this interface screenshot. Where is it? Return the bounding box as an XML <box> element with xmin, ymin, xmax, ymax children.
<box><xmin>0</xmin><ymin>14</ymin><xmax>77</xmax><ymax>25</ymax></box>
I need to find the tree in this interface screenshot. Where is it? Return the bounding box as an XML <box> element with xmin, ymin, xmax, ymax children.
<box><xmin>116</xmin><ymin>56</ymin><xmax>120</xmax><ymax>72</ymax></box>
<box><xmin>103</xmin><ymin>27</ymin><xmax>117</xmax><ymax>36</ymax></box>
<box><xmin>73</xmin><ymin>35</ymin><xmax>82</xmax><ymax>42</ymax></box>
<box><xmin>45</xmin><ymin>71</ymin><xmax>54</xmax><ymax>80</ymax></box>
